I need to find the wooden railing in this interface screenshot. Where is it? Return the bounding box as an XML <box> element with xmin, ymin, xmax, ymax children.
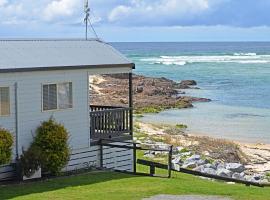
<box><xmin>90</xmin><ymin>105</ymin><xmax>132</xmax><ymax>141</ymax></box>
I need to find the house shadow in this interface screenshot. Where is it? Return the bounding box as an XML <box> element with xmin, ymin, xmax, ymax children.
<box><xmin>0</xmin><ymin>171</ymin><xmax>139</xmax><ymax>199</ymax></box>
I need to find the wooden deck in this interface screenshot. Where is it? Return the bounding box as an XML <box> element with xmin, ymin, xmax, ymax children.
<box><xmin>90</xmin><ymin>105</ymin><xmax>132</xmax><ymax>141</ymax></box>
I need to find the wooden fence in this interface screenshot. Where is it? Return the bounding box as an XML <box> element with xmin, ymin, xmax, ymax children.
<box><xmin>90</xmin><ymin>105</ymin><xmax>132</xmax><ymax>141</ymax></box>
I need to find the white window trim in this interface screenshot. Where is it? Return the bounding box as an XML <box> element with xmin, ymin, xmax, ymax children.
<box><xmin>0</xmin><ymin>86</ymin><xmax>11</xmax><ymax>117</ymax></box>
<box><xmin>41</xmin><ymin>82</ymin><xmax>73</xmax><ymax>112</ymax></box>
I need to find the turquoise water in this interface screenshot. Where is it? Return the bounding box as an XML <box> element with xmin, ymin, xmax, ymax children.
<box><xmin>113</xmin><ymin>42</ymin><xmax>270</xmax><ymax>143</ymax></box>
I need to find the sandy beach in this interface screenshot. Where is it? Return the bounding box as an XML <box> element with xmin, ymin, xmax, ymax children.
<box><xmin>135</xmin><ymin>121</ymin><xmax>270</xmax><ymax>173</ymax></box>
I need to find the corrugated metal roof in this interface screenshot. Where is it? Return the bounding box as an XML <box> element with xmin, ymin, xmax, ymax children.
<box><xmin>0</xmin><ymin>39</ymin><xmax>134</xmax><ymax>73</ymax></box>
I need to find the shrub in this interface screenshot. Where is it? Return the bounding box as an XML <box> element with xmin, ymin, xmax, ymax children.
<box><xmin>0</xmin><ymin>128</ymin><xmax>13</xmax><ymax>165</ymax></box>
<box><xmin>20</xmin><ymin>145</ymin><xmax>41</xmax><ymax>177</ymax></box>
<box><xmin>33</xmin><ymin>118</ymin><xmax>70</xmax><ymax>175</ymax></box>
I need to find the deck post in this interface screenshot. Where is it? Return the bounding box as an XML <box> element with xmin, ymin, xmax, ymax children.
<box><xmin>168</xmin><ymin>145</ymin><xmax>173</xmax><ymax>178</ymax></box>
<box><xmin>133</xmin><ymin>143</ymin><xmax>137</xmax><ymax>174</ymax></box>
<box><xmin>128</xmin><ymin>73</ymin><xmax>133</xmax><ymax>137</ymax></box>
<box><xmin>99</xmin><ymin>139</ymin><xmax>103</xmax><ymax>169</ymax></box>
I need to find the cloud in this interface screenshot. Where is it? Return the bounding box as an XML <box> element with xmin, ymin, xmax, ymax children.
<box><xmin>0</xmin><ymin>0</ymin><xmax>270</xmax><ymax>28</ymax></box>
<box><xmin>43</xmin><ymin>0</ymin><xmax>80</xmax><ymax>21</ymax></box>
<box><xmin>0</xmin><ymin>0</ymin><xmax>84</xmax><ymax>25</ymax></box>
<box><xmin>0</xmin><ymin>0</ymin><xmax>7</xmax><ymax>7</ymax></box>
<box><xmin>108</xmin><ymin>0</ymin><xmax>221</xmax><ymax>26</ymax></box>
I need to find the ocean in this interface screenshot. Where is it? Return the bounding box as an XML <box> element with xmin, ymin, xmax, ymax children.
<box><xmin>112</xmin><ymin>42</ymin><xmax>270</xmax><ymax>143</ymax></box>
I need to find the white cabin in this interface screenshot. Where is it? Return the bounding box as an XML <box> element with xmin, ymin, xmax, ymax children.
<box><xmin>0</xmin><ymin>39</ymin><xmax>135</xmax><ymax>181</ymax></box>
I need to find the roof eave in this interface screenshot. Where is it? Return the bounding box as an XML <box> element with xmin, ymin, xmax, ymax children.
<box><xmin>0</xmin><ymin>63</ymin><xmax>135</xmax><ymax>73</ymax></box>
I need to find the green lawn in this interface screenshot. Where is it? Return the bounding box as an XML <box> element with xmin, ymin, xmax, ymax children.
<box><xmin>0</xmin><ymin>170</ymin><xmax>270</xmax><ymax>200</ymax></box>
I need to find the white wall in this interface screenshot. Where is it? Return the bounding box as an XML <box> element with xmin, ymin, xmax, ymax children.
<box><xmin>0</xmin><ymin>66</ymin><xmax>132</xmax><ymax>159</ymax></box>
<box><xmin>0</xmin><ymin>67</ymin><xmax>134</xmax><ymax>179</ymax></box>
<box><xmin>0</xmin><ymin>70</ymin><xmax>90</xmax><ymax>158</ymax></box>
<box><xmin>0</xmin><ymin>82</ymin><xmax>16</xmax><ymax>157</ymax></box>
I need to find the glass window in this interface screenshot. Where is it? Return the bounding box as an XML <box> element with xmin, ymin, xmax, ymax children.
<box><xmin>0</xmin><ymin>87</ymin><xmax>10</xmax><ymax>116</ymax></box>
<box><xmin>43</xmin><ymin>82</ymin><xmax>72</xmax><ymax>111</ymax></box>
<box><xmin>58</xmin><ymin>82</ymin><xmax>73</xmax><ymax>109</ymax></box>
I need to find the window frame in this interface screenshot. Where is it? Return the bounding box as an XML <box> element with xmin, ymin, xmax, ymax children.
<box><xmin>41</xmin><ymin>82</ymin><xmax>73</xmax><ymax>112</ymax></box>
<box><xmin>0</xmin><ymin>86</ymin><xmax>11</xmax><ymax>117</ymax></box>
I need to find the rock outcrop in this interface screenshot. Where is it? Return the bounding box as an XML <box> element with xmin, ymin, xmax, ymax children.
<box><xmin>90</xmin><ymin>75</ymin><xmax>210</xmax><ymax>113</ymax></box>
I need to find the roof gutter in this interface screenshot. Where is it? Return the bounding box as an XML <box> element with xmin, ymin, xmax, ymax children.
<box><xmin>0</xmin><ymin>63</ymin><xmax>135</xmax><ymax>74</ymax></box>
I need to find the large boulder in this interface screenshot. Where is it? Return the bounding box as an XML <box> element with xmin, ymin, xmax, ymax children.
<box><xmin>225</xmin><ymin>163</ymin><xmax>245</xmax><ymax>173</ymax></box>
<box><xmin>217</xmin><ymin>168</ymin><xmax>233</xmax><ymax>178</ymax></box>
<box><xmin>172</xmin><ymin>163</ymin><xmax>181</xmax><ymax>171</ymax></box>
<box><xmin>251</xmin><ymin>174</ymin><xmax>264</xmax><ymax>182</ymax></box>
<box><xmin>136</xmin><ymin>86</ymin><xmax>144</xmax><ymax>93</ymax></box>
<box><xmin>196</xmin><ymin>159</ymin><xmax>208</xmax><ymax>166</ymax></box>
<box><xmin>217</xmin><ymin>163</ymin><xmax>226</xmax><ymax>170</ymax></box>
<box><xmin>194</xmin><ymin>165</ymin><xmax>204</xmax><ymax>172</ymax></box>
<box><xmin>182</xmin><ymin>161</ymin><xmax>197</xmax><ymax>169</ymax></box>
<box><xmin>232</xmin><ymin>172</ymin><xmax>245</xmax><ymax>180</ymax></box>
<box><xmin>182</xmin><ymin>158</ymin><xmax>206</xmax><ymax>169</ymax></box>
<box><xmin>172</xmin><ymin>156</ymin><xmax>182</xmax><ymax>164</ymax></box>
<box><xmin>180</xmin><ymin>80</ymin><xmax>197</xmax><ymax>86</ymax></box>
<box><xmin>203</xmin><ymin>168</ymin><xmax>217</xmax><ymax>175</ymax></box>
<box><xmin>185</xmin><ymin>154</ymin><xmax>201</xmax><ymax>162</ymax></box>
<box><xmin>204</xmin><ymin>163</ymin><xmax>217</xmax><ymax>170</ymax></box>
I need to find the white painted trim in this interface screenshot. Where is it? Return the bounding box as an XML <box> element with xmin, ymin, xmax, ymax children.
<box><xmin>87</xmin><ymin>72</ymin><xmax>91</xmax><ymax>148</ymax></box>
<box><xmin>41</xmin><ymin>82</ymin><xmax>74</xmax><ymax>112</ymax></box>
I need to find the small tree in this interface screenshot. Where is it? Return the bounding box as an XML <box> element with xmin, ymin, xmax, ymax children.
<box><xmin>0</xmin><ymin>128</ymin><xmax>13</xmax><ymax>165</ymax></box>
<box><xmin>33</xmin><ymin>118</ymin><xmax>70</xmax><ymax>175</ymax></box>
<box><xmin>20</xmin><ymin>145</ymin><xmax>41</xmax><ymax>177</ymax></box>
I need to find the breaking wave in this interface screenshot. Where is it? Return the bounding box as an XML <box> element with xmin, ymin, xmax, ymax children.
<box><xmin>141</xmin><ymin>53</ymin><xmax>270</xmax><ymax>66</ymax></box>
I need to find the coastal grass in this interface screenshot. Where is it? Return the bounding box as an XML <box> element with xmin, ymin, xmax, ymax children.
<box><xmin>0</xmin><ymin>147</ymin><xmax>269</xmax><ymax>200</ymax></box>
<box><xmin>175</xmin><ymin>124</ymin><xmax>188</xmax><ymax>129</ymax></box>
<box><xmin>1</xmin><ymin>124</ymin><xmax>267</xmax><ymax>199</ymax></box>
<box><xmin>0</xmin><ymin>169</ymin><xmax>270</xmax><ymax>200</ymax></box>
<box><xmin>134</xmin><ymin>101</ymin><xmax>192</xmax><ymax>114</ymax></box>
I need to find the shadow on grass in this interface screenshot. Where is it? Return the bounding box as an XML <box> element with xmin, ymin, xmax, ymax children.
<box><xmin>0</xmin><ymin>171</ymin><xmax>136</xmax><ymax>199</ymax></box>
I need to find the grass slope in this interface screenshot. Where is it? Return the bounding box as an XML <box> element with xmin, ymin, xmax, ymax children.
<box><xmin>0</xmin><ymin>170</ymin><xmax>270</xmax><ymax>200</ymax></box>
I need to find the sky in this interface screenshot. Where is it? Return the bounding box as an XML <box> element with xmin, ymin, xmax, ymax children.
<box><xmin>0</xmin><ymin>0</ymin><xmax>270</xmax><ymax>42</ymax></box>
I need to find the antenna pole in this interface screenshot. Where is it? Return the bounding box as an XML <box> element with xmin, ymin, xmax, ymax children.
<box><xmin>84</xmin><ymin>0</ymin><xmax>90</xmax><ymax>40</ymax></box>
<box><xmin>84</xmin><ymin>0</ymin><xmax>99</xmax><ymax>40</ymax></box>
<box><xmin>86</xmin><ymin>17</ymin><xmax>88</xmax><ymax>40</ymax></box>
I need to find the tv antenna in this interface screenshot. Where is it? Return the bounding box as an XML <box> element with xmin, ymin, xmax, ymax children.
<box><xmin>84</xmin><ymin>0</ymin><xmax>98</xmax><ymax>40</ymax></box>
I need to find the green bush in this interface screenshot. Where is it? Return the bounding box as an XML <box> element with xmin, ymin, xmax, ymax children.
<box><xmin>0</xmin><ymin>128</ymin><xmax>13</xmax><ymax>165</ymax></box>
<box><xmin>20</xmin><ymin>145</ymin><xmax>41</xmax><ymax>177</ymax></box>
<box><xmin>33</xmin><ymin>118</ymin><xmax>70</xmax><ymax>175</ymax></box>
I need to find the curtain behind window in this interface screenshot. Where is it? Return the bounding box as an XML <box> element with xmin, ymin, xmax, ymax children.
<box><xmin>0</xmin><ymin>87</ymin><xmax>10</xmax><ymax>116</ymax></box>
<box><xmin>58</xmin><ymin>82</ymin><xmax>72</xmax><ymax>109</ymax></box>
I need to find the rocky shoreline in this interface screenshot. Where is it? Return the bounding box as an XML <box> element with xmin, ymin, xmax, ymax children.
<box><xmin>135</xmin><ymin>122</ymin><xmax>270</xmax><ymax>184</ymax></box>
<box><xmin>90</xmin><ymin>74</ymin><xmax>210</xmax><ymax>113</ymax></box>
<box><xmin>90</xmin><ymin>74</ymin><xmax>270</xmax><ymax>184</ymax></box>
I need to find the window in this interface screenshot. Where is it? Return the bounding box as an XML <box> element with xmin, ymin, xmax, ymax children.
<box><xmin>43</xmin><ymin>82</ymin><xmax>72</xmax><ymax>111</ymax></box>
<box><xmin>0</xmin><ymin>87</ymin><xmax>10</xmax><ymax>116</ymax></box>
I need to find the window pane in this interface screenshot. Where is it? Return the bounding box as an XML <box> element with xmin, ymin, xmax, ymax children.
<box><xmin>43</xmin><ymin>85</ymin><xmax>49</xmax><ymax>110</ymax></box>
<box><xmin>49</xmin><ymin>84</ymin><xmax>57</xmax><ymax>110</ymax></box>
<box><xmin>58</xmin><ymin>82</ymin><xmax>72</xmax><ymax>109</ymax></box>
<box><xmin>43</xmin><ymin>84</ymin><xmax>57</xmax><ymax>111</ymax></box>
<box><xmin>0</xmin><ymin>87</ymin><xmax>10</xmax><ymax>116</ymax></box>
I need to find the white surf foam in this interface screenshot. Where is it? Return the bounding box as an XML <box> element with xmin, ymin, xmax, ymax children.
<box><xmin>233</xmin><ymin>52</ymin><xmax>257</xmax><ymax>56</ymax></box>
<box><xmin>141</xmin><ymin>53</ymin><xmax>270</xmax><ymax>66</ymax></box>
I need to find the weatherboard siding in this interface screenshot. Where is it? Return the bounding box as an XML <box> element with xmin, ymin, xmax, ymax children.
<box><xmin>0</xmin><ymin>80</ymin><xmax>16</xmax><ymax>158</ymax></box>
<box><xmin>0</xmin><ymin>67</ymin><xmax>133</xmax><ymax>182</ymax></box>
<box><xmin>0</xmin><ymin>70</ymin><xmax>90</xmax><ymax>157</ymax></box>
